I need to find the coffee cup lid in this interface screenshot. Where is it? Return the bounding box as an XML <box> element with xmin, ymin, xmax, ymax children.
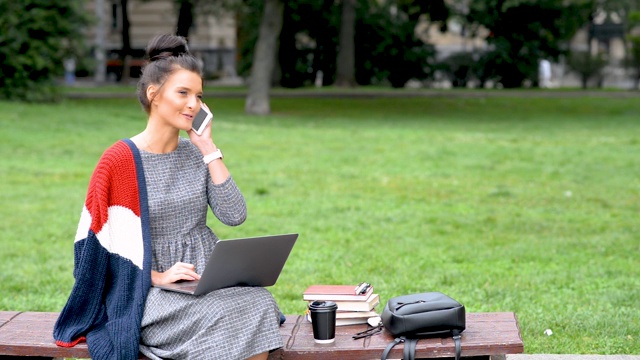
<box><xmin>308</xmin><ymin>300</ymin><xmax>338</xmax><ymax>311</ymax></box>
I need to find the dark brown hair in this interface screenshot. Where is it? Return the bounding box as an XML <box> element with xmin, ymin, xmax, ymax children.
<box><xmin>136</xmin><ymin>34</ymin><xmax>203</xmax><ymax>113</ymax></box>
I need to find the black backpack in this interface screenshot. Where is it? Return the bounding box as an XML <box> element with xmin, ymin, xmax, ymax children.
<box><xmin>380</xmin><ymin>292</ymin><xmax>466</xmax><ymax>360</ymax></box>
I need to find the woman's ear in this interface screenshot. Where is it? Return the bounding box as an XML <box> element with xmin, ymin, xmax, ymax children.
<box><xmin>146</xmin><ymin>84</ymin><xmax>158</xmax><ymax>104</ymax></box>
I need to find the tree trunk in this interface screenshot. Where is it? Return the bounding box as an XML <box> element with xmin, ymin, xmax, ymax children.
<box><xmin>176</xmin><ymin>0</ymin><xmax>194</xmax><ymax>39</ymax></box>
<box><xmin>94</xmin><ymin>0</ymin><xmax>107</xmax><ymax>83</ymax></box>
<box><xmin>314</xmin><ymin>0</ymin><xmax>335</xmax><ymax>87</ymax></box>
<box><xmin>245</xmin><ymin>0</ymin><xmax>284</xmax><ymax>115</ymax></box>
<box><xmin>119</xmin><ymin>0</ymin><xmax>132</xmax><ymax>83</ymax></box>
<box><xmin>277</xmin><ymin>3</ymin><xmax>296</xmax><ymax>88</ymax></box>
<box><xmin>335</xmin><ymin>0</ymin><xmax>356</xmax><ymax>87</ymax></box>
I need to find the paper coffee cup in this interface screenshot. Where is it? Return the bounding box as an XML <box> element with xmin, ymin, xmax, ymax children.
<box><xmin>308</xmin><ymin>300</ymin><xmax>338</xmax><ymax>344</ymax></box>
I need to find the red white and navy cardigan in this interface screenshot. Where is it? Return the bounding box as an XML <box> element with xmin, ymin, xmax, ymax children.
<box><xmin>54</xmin><ymin>139</ymin><xmax>152</xmax><ymax>360</ymax></box>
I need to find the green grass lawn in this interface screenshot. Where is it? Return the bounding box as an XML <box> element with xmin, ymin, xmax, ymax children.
<box><xmin>0</xmin><ymin>91</ymin><xmax>638</xmax><ymax>354</ymax></box>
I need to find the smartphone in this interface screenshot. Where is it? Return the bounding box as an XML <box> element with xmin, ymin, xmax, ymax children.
<box><xmin>192</xmin><ymin>106</ymin><xmax>213</xmax><ymax>135</ymax></box>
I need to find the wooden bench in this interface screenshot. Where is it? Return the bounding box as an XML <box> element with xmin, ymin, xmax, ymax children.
<box><xmin>0</xmin><ymin>311</ymin><xmax>523</xmax><ymax>359</ymax></box>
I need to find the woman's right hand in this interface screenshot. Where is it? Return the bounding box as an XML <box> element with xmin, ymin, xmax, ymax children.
<box><xmin>151</xmin><ymin>262</ymin><xmax>201</xmax><ymax>286</ymax></box>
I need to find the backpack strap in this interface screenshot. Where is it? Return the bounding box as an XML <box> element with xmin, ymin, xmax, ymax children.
<box><xmin>403</xmin><ymin>337</ymin><xmax>418</xmax><ymax>360</ymax></box>
<box><xmin>381</xmin><ymin>332</ymin><xmax>462</xmax><ymax>360</ymax></box>
<box><xmin>380</xmin><ymin>336</ymin><xmax>404</xmax><ymax>360</ymax></box>
<box><xmin>452</xmin><ymin>330</ymin><xmax>462</xmax><ymax>360</ymax></box>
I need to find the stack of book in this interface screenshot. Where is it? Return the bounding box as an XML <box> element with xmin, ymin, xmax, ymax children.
<box><xmin>303</xmin><ymin>284</ymin><xmax>380</xmax><ymax>326</ymax></box>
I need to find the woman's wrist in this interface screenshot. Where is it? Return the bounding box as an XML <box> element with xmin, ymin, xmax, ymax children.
<box><xmin>197</xmin><ymin>142</ymin><xmax>218</xmax><ymax>156</ymax></box>
<box><xmin>151</xmin><ymin>270</ymin><xmax>162</xmax><ymax>286</ymax></box>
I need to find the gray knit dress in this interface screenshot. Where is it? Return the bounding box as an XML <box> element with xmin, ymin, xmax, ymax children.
<box><xmin>137</xmin><ymin>138</ymin><xmax>283</xmax><ymax>360</ymax></box>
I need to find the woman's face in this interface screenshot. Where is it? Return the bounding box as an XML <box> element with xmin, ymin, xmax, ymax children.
<box><xmin>149</xmin><ymin>68</ymin><xmax>203</xmax><ymax>132</ymax></box>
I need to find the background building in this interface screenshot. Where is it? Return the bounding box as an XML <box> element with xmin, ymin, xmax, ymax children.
<box><xmin>85</xmin><ymin>0</ymin><xmax>238</xmax><ymax>82</ymax></box>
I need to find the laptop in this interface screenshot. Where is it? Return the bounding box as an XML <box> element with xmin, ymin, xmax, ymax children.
<box><xmin>154</xmin><ymin>233</ymin><xmax>298</xmax><ymax>296</ymax></box>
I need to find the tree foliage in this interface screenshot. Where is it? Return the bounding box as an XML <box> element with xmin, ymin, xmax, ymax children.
<box><xmin>0</xmin><ymin>0</ymin><xmax>89</xmax><ymax>101</ymax></box>
<box><xmin>356</xmin><ymin>0</ymin><xmax>445</xmax><ymax>88</ymax></box>
<box><xmin>277</xmin><ymin>0</ymin><xmax>339</xmax><ymax>88</ymax></box>
<box><xmin>238</xmin><ymin>0</ymin><xmax>447</xmax><ymax>88</ymax></box>
<box><xmin>237</xmin><ymin>0</ymin><xmax>339</xmax><ymax>87</ymax></box>
<box><xmin>464</xmin><ymin>0</ymin><xmax>594</xmax><ymax>88</ymax></box>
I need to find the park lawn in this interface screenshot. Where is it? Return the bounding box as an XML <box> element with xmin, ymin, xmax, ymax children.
<box><xmin>0</xmin><ymin>92</ymin><xmax>638</xmax><ymax>354</ymax></box>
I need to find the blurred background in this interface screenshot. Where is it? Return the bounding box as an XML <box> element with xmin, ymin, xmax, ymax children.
<box><xmin>3</xmin><ymin>0</ymin><xmax>640</xmax><ymax>101</ymax></box>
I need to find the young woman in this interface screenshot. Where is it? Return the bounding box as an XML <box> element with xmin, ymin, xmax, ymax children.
<box><xmin>53</xmin><ymin>34</ymin><xmax>283</xmax><ymax>360</ymax></box>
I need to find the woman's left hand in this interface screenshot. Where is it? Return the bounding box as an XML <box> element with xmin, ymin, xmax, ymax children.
<box><xmin>188</xmin><ymin>103</ymin><xmax>217</xmax><ymax>155</ymax></box>
<box><xmin>188</xmin><ymin>102</ymin><xmax>231</xmax><ymax>184</ymax></box>
<box><xmin>151</xmin><ymin>262</ymin><xmax>201</xmax><ymax>286</ymax></box>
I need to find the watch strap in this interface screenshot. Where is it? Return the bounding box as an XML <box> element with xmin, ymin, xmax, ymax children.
<box><xmin>203</xmin><ymin>149</ymin><xmax>223</xmax><ymax>164</ymax></box>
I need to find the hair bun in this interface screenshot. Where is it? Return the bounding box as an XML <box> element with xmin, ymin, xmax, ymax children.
<box><xmin>146</xmin><ymin>34</ymin><xmax>190</xmax><ymax>62</ymax></box>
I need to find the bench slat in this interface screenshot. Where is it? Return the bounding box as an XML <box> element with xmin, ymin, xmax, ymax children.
<box><xmin>0</xmin><ymin>312</ymin><xmax>90</xmax><ymax>358</ymax></box>
<box><xmin>0</xmin><ymin>312</ymin><xmax>20</xmax><ymax>327</ymax></box>
<box><xmin>280</xmin><ymin>312</ymin><xmax>523</xmax><ymax>359</ymax></box>
<box><xmin>0</xmin><ymin>312</ymin><xmax>523</xmax><ymax>359</ymax></box>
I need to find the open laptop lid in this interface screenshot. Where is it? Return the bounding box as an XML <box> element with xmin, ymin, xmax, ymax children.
<box><xmin>154</xmin><ymin>233</ymin><xmax>298</xmax><ymax>296</ymax></box>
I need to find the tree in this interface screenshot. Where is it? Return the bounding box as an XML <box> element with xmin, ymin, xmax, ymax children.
<box><xmin>275</xmin><ymin>0</ymin><xmax>339</xmax><ymax>88</ymax></box>
<box><xmin>355</xmin><ymin>0</ymin><xmax>447</xmax><ymax>87</ymax></box>
<box><xmin>463</xmin><ymin>0</ymin><xmax>593</xmax><ymax>88</ymax></box>
<box><xmin>120</xmin><ymin>0</ymin><xmax>134</xmax><ymax>82</ymax></box>
<box><xmin>566</xmin><ymin>50</ymin><xmax>607</xmax><ymax>88</ymax></box>
<box><xmin>627</xmin><ymin>34</ymin><xmax>640</xmax><ymax>89</ymax></box>
<box><xmin>335</xmin><ymin>0</ymin><xmax>357</xmax><ymax>87</ymax></box>
<box><xmin>596</xmin><ymin>0</ymin><xmax>640</xmax><ymax>21</ymax></box>
<box><xmin>0</xmin><ymin>0</ymin><xmax>89</xmax><ymax>101</ymax></box>
<box><xmin>175</xmin><ymin>0</ymin><xmax>195</xmax><ymax>39</ymax></box>
<box><xmin>313</xmin><ymin>1</ymin><xmax>339</xmax><ymax>86</ymax></box>
<box><xmin>277</xmin><ymin>1</ymin><xmax>323</xmax><ymax>88</ymax></box>
<box><xmin>245</xmin><ymin>0</ymin><xmax>284</xmax><ymax>115</ymax></box>
<box><xmin>609</xmin><ymin>1</ymin><xmax>640</xmax><ymax>89</ymax></box>
<box><xmin>239</xmin><ymin>0</ymin><xmax>448</xmax><ymax>90</ymax></box>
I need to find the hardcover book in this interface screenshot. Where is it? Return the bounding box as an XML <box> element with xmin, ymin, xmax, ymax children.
<box><xmin>302</xmin><ymin>284</ymin><xmax>374</xmax><ymax>301</ymax></box>
<box><xmin>306</xmin><ymin>310</ymin><xmax>379</xmax><ymax>327</ymax></box>
<box><xmin>307</xmin><ymin>293</ymin><xmax>379</xmax><ymax>312</ymax></box>
<box><xmin>336</xmin><ymin>310</ymin><xmax>379</xmax><ymax>319</ymax></box>
<box><xmin>333</xmin><ymin>294</ymin><xmax>379</xmax><ymax>311</ymax></box>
